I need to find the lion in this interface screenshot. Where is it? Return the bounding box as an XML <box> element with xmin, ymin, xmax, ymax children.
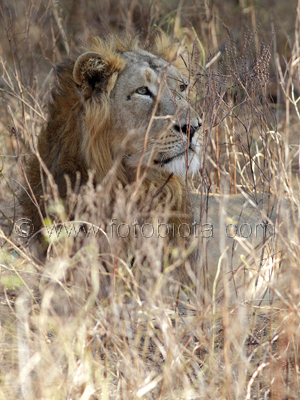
<box><xmin>21</xmin><ymin>34</ymin><xmax>294</xmax><ymax>308</ymax></box>
<box><xmin>22</xmin><ymin>34</ymin><xmax>202</xmax><ymax>236</ymax></box>
<box><xmin>21</xmin><ymin>34</ymin><xmax>205</xmax><ymax>307</ymax></box>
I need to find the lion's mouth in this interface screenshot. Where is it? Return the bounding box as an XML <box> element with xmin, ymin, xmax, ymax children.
<box><xmin>154</xmin><ymin>147</ymin><xmax>194</xmax><ymax>165</ymax></box>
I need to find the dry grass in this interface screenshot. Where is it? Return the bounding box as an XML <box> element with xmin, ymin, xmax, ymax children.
<box><xmin>1</xmin><ymin>0</ymin><xmax>300</xmax><ymax>399</ymax></box>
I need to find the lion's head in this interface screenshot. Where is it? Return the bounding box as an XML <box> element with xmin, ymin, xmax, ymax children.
<box><xmin>22</xmin><ymin>35</ymin><xmax>203</xmax><ymax>236</ymax></box>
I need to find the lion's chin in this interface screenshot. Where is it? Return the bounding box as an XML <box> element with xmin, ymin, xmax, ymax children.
<box><xmin>163</xmin><ymin>152</ymin><xmax>200</xmax><ymax>177</ymax></box>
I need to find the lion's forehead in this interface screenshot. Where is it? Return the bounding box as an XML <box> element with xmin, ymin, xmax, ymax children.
<box><xmin>122</xmin><ymin>49</ymin><xmax>169</xmax><ymax>70</ymax></box>
<box><xmin>120</xmin><ymin>50</ymin><xmax>183</xmax><ymax>88</ymax></box>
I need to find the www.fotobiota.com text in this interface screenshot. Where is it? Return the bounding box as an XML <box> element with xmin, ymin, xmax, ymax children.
<box><xmin>14</xmin><ymin>218</ymin><xmax>274</xmax><ymax>240</ymax></box>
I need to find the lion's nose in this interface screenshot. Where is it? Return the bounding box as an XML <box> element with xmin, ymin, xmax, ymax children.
<box><xmin>174</xmin><ymin>118</ymin><xmax>202</xmax><ymax>140</ymax></box>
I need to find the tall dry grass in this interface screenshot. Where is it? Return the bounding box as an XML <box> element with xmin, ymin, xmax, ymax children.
<box><xmin>0</xmin><ymin>0</ymin><xmax>300</xmax><ymax>399</ymax></box>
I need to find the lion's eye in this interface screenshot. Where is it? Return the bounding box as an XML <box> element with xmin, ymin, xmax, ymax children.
<box><xmin>179</xmin><ymin>83</ymin><xmax>187</xmax><ymax>92</ymax></box>
<box><xmin>136</xmin><ymin>86</ymin><xmax>149</xmax><ymax>95</ymax></box>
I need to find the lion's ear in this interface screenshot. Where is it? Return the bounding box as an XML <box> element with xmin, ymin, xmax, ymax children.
<box><xmin>73</xmin><ymin>51</ymin><xmax>125</xmax><ymax>98</ymax></box>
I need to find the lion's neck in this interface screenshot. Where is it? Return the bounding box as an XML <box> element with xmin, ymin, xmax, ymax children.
<box><xmin>134</xmin><ymin>171</ymin><xmax>191</xmax><ymax>227</ymax></box>
<box><xmin>103</xmin><ymin>163</ymin><xmax>192</xmax><ymax>230</ymax></box>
